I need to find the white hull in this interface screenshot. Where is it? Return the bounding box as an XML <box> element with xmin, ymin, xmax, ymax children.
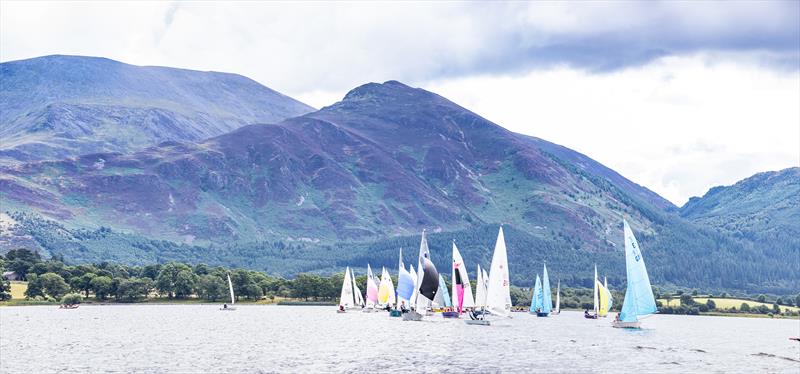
<box><xmin>465</xmin><ymin>319</ymin><xmax>490</xmax><ymax>326</ymax></box>
<box><xmin>219</xmin><ymin>307</ymin><xmax>237</xmax><ymax>311</ymax></box>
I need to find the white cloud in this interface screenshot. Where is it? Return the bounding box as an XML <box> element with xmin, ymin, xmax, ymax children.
<box><xmin>422</xmin><ymin>54</ymin><xmax>799</xmax><ymax>205</ymax></box>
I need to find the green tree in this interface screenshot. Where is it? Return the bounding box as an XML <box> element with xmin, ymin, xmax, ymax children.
<box><xmin>155</xmin><ymin>263</ymin><xmax>192</xmax><ymax>298</ymax></box>
<box><xmin>173</xmin><ymin>270</ymin><xmax>197</xmax><ymax>298</ymax></box>
<box><xmin>679</xmin><ymin>294</ymin><xmax>695</xmax><ymax>306</ymax></box>
<box><xmin>740</xmin><ymin>302</ymin><xmax>751</xmax><ymax>312</ymax></box>
<box><xmin>24</xmin><ymin>274</ymin><xmax>44</xmax><ymax>298</ymax></box>
<box><xmin>39</xmin><ymin>272</ymin><xmax>70</xmax><ymax>299</ymax></box>
<box><xmin>70</xmin><ymin>272</ymin><xmax>96</xmax><ymax>298</ymax></box>
<box><xmin>90</xmin><ymin>276</ymin><xmax>114</xmax><ymax>300</ymax></box>
<box><xmin>772</xmin><ymin>303</ymin><xmax>781</xmax><ymax>314</ymax></box>
<box><xmin>691</xmin><ymin>289</ymin><xmax>698</xmax><ymax>296</ymax></box>
<box><xmin>61</xmin><ymin>293</ymin><xmax>83</xmax><ymax>305</ymax></box>
<box><xmin>706</xmin><ymin>299</ymin><xmax>716</xmax><ymax>310</ymax></box>
<box><xmin>197</xmin><ymin>275</ymin><xmax>227</xmax><ymax>301</ymax></box>
<box><xmin>0</xmin><ymin>278</ymin><xmax>11</xmax><ymax>301</ymax></box>
<box><xmin>795</xmin><ymin>294</ymin><xmax>800</xmax><ymax>308</ymax></box>
<box><xmin>5</xmin><ymin>248</ymin><xmax>42</xmax><ymax>280</ymax></box>
<box><xmin>757</xmin><ymin>294</ymin><xmax>766</xmax><ymax>303</ymax></box>
<box><xmin>115</xmin><ymin>278</ymin><xmax>153</xmax><ymax>302</ymax></box>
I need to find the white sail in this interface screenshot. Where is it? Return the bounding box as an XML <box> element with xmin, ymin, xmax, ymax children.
<box><xmin>339</xmin><ymin>267</ymin><xmax>355</xmax><ymax>308</ymax></box>
<box><xmin>451</xmin><ymin>241</ymin><xmax>476</xmax><ymax>310</ymax></box>
<box><xmin>486</xmin><ymin>227</ymin><xmax>511</xmax><ymax>317</ymax></box>
<box><xmin>227</xmin><ymin>273</ymin><xmax>235</xmax><ymax>305</ymax></box>
<box><xmin>351</xmin><ymin>269</ymin><xmax>364</xmax><ymax>307</ymax></box>
<box><xmin>474</xmin><ymin>265</ymin><xmax>486</xmax><ymax>308</ymax></box>
<box><xmin>554</xmin><ymin>280</ymin><xmax>561</xmax><ymax>314</ymax></box>
<box><xmin>593</xmin><ymin>265</ymin><xmax>599</xmax><ymax>315</ymax></box>
<box><xmin>408</xmin><ymin>264</ymin><xmax>418</xmax><ymax>309</ymax></box>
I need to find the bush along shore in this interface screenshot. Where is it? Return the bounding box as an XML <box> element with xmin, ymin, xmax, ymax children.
<box><xmin>1</xmin><ymin>248</ymin><xmax>798</xmax><ymax>319</ymax></box>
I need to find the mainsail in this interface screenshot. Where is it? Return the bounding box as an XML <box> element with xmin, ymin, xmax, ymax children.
<box><xmin>597</xmin><ymin>280</ymin><xmax>610</xmax><ymax>317</ymax></box>
<box><xmin>452</xmin><ymin>241</ymin><xmax>475</xmax><ymax>313</ymax></box>
<box><xmin>485</xmin><ymin>227</ymin><xmax>511</xmax><ymax>317</ymax></box>
<box><xmin>605</xmin><ymin>276</ymin><xmax>613</xmax><ymax>311</ymax></box>
<box><xmin>474</xmin><ymin>265</ymin><xmax>487</xmax><ymax>308</ymax></box>
<box><xmin>530</xmin><ymin>274</ymin><xmax>542</xmax><ymax>313</ymax></box>
<box><xmin>378</xmin><ymin>267</ymin><xmax>396</xmax><ymax>307</ymax></box>
<box><xmin>351</xmin><ymin>269</ymin><xmax>364</xmax><ymax>307</ymax></box>
<box><xmin>339</xmin><ymin>267</ymin><xmax>355</xmax><ymax>308</ymax></box>
<box><xmin>408</xmin><ymin>264</ymin><xmax>418</xmax><ymax>308</ymax></box>
<box><xmin>366</xmin><ymin>264</ymin><xmax>379</xmax><ymax>308</ymax></box>
<box><xmin>542</xmin><ymin>263</ymin><xmax>552</xmax><ymax>315</ymax></box>
<box><xmin>554</xmin><ymin>280</ymin><xmax>561</xmax><ymax>315</ymax></box>
<box><xmin>619</xmin><ymin>220</ymin><xmax>657</xmax><ymax>322</ymax></box>
<box><xmin>227</xmin><ymin>273</ymin><xmax>235</xmax><ymax>305</ymax></box>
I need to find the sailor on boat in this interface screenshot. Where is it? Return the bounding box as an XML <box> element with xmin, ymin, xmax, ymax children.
<box><xmin>223</xmin><ymin>304</ymin><xmax>228</xmax><ymax>309</ymax></box>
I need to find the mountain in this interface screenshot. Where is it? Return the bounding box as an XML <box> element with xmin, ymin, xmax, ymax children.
<box><xmin>0</xmin><ymin>55</ymin><xmax>314</xmax><ymax>163</ymax></box>
<box><xmin>0</xmin><ymin>80</ymin><xmax>796</xmax><ymax>293</ymax></box>
<box><xmin>681</xmin><ymin>167</ymin><xmax>800</xmax><ymax>247</ymax></box>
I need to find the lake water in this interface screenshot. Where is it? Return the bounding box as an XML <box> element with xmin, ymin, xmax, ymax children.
<box><xmin>1</xmin><ymin>305</ymin><xmax>798</xmax><ymax>373</ymax></box>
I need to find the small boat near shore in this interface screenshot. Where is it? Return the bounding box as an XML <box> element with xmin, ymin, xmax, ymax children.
<box><xmin>220</xmin><ymin>273</ymin><xmax>237</xmax><ymax>311</ymax></box>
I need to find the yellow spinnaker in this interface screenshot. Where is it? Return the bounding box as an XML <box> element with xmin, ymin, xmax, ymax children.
<box><xmin>597</xmin><ymin>280</ymin><xmax>609</xmax><ymax>317</ymax></box>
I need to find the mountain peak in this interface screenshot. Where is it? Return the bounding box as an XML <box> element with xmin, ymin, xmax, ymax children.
<box><xmin>342</xmin><ymin>80</ymin><xmax>428</xmax><ymax>102</ymax></box>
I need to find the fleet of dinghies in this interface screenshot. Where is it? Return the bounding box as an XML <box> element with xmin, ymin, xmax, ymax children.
<box><xmin>336</xmin><ymin>220</ymin><xmax>658</xmax><ymax>329</ymax></box>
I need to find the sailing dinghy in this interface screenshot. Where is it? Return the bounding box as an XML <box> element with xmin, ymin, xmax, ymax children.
<box><xmin>377</xmin><ymin>267</ymin><xmax>396</xmax><ymax>309</ymax></box>
<box><xmin>337</xmin><ymin>266</ymin><xmax>357</xmax><ymax>313</ymax></box>
<box><xmin>363</xmin><ymin>264</ymin><xmax>380</xmax><ymax>312</ymax></box>
<box><xmin>448</xmin><ymin>241</ymin><xmax>475</xmax><ymax>318</ymax></box>
<box><xmin>395</xmin><ymin>250</ymin><xmax>415</xmax><ymax>316</ymax></box>
<box><xmin>220</xmin><ymin>273</ymin><xmax>237</xmax><ymax>311</ymax></box>
<box><xmin>552</xmin><ymin>280</ymin><xmax>561</xmax><ymax>315</ymax></box>
<box><xmin>585</xmin><ymin>265</ymin><xmax>600</xmax><ymax>319</ymax></box>
<box><xmin>467</xmin><ymin>227</ymin><xmax>511</xmax><ymax>326</ymax></box>
<box><xmin>404</xmin><ymin>230</ymin><xmax>439</xmax><ymax>321</ymax></box>
<box><xmin>613</xmin><ymin>220</ymin><xmax>657</xmax><ymax>329</ymax></box>
<box><xmin>529</xmin><ymin>264</ymin><xmax>552</xmax><ymax>317</ymax></box>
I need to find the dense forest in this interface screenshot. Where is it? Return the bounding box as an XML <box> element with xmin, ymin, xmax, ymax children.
<box><xmin>6</xmin><ymin>211</ymin><xmax>798</xmax><ymax>295</ymax></box>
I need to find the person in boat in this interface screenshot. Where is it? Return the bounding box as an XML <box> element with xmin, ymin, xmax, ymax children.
<box><xmin>384</xmin><ymin>304</ymin><xmax>391</xmax><ymax>312</ymax></box>
<box><xmin>223</xmin><ymin>303</ymin><xmax>228</xmax><ymax>309</ymax></box>
<box><xmin>339</xmin><ymin>305</ymin><xmax>345</xmax><ymax>312</ymax></box>
<box><xmin>400</xmin><ymin>301</ymin><xmax>409</xmax><ymax>313</ymax></box>
<box><xmin>615</xmin><ymin>313</ymin><xmax>621</xmax><ymax>322</ymax></box>
<box><xmin>584</xmin><ymin>309</ymin><xmax>590</xmax><ymax>317</ymax></box>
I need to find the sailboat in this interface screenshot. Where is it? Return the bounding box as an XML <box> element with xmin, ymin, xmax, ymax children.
<box><xmin>450</xmin><ymin>241</ymin><xmax>475</xmax><ymax>317</ymax></box>
<box><xmin>404</xmin><ymin>230</ymin><xmax>439</xmax><ymax>321</ymax></box>
<box><xmin>467</xmin><ymin>226</ymin><xmax>511</xmax><ymax>326</ymax></box>
<box><xmin>474</xmin><ymin>265</ymin><xmax>487</xmax><ymax>310</ymax></box>
<box><xmin>540</xmin><ymin>264</ymin><xmax>553</xmax><ymax>316</ymax></box>
<box><xmin>220</xmin><ymin>273</ymin><xmax>237</xmax><ymax>311</ymax></box>
<box><xmin>337</xmin><ymin>266</ymin><xmax>356</xmax><ymax>313</ymax></box>
<box><xmin>613</xmin><ymin>220</ymin><xmax>657</xmax><ymax>329</ymax></box>
<box><xmin>364</xmin><ymin>264</ymin><xmax>379</xmax><ymax>312</ymax></box>
<box><xmin>377</xmin><ymin>267</ymin><xmax>396</xmax><ymax>309</ymax></box>
<box><xmin>529</xmin><ymin>274</ymin><xmax>542</xmax><ymax>314</ymax></box>
<box><xmin>585</xmin><ymin>265</ymin><xmax>600</xmax><ymax>319</ymax></box>
<box><xmin>553</xmin><ymin>280</ymin><xmax>561</xmax><ymax>315</ymax></box>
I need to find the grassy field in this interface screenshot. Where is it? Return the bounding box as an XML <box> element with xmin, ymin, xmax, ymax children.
<box><xmin>10</xmin><ymin>281</ymin><xmax>27</xmax><ymax>299</ymax></box>
<box><xmin>659</xmin><ymin>297</ymin><xmax>799</xmax><ymax>313</ymax></box>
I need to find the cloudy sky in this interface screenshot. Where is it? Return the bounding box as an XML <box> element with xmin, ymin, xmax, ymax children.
<box><xmin>2</xmin><ymin>1</ymin><xmax>798</xmax><ymax>205</ymax></box>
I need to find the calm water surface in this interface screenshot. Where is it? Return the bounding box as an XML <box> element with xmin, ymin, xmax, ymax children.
<box><xmin>1</xmin><ymin>305</ymin><xmax>798</xmax><ymax>373</ymax></box>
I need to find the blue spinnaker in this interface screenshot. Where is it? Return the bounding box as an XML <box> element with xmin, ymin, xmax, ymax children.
<box><xmin>619</xmin><ymin>220</ymin><xmax>657</xmax><ymax>322</ymax></box>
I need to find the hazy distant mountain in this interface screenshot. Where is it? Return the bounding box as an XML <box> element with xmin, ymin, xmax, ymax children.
<box><xmin>681</xmin><ymin>167</ymin><xmax>800</xmax><ymax>245</ymax></box>
<box><xmin>0</xmin><ymin>55</ymin><xmax>314</xmax><ymax>163</ymax></box>
<box><xmin>0</xmin><ymin>80</ymin><xmax>795</xmax><ymax>293</ymax></box>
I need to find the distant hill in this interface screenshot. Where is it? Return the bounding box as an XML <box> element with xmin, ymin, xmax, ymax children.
<box><xmin>0</xmin><ymin>55</ymin><xmax>314</xmax><ymax>163</ymax></box>
<box><xmin>0</xmin><ymin>79</ymin><xmax>796</xmax><ymax>293</ymax></box>
<box><xmin>681</xmin><ymin>167</ymin><xmax>800</xmax><ymax>249</ymax></box>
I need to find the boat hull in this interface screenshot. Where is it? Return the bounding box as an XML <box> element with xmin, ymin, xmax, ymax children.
<box><xmin>612</xmin><ymin>320</ymin><xmax>641</xmax><ymax>329</ymax></box>
<box><xmin>442</xmin><ymin>311</ymin><xmax>460</xmax><ymax>318</ymax></box>
<box><xmin>219</xmin><ymin>307</ymin><xmax>237</xmax><ymax>311</ymax></box>
<box><xmin>402</xmin><ymin>311</ymin><xmax>423</xmax><ymax>321</ymax></box>
<box><xmin>536</xmin><ymin>312</ymin><xmax>549</xmax><ymax>317</ymax></box>
<box><xmin>389</xmin><ymin>310</ymin><xmax>402</xmax><ymax>317</ymax></box>
<box><xmin>465</xmin><ymin>319</ymin><xmax>490</xmax><ymax>326</ymax></box>
<box><xmin>584</xmin><ymin>314</ymin><xmax>598</xmax><ymax>319</ymax></box>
